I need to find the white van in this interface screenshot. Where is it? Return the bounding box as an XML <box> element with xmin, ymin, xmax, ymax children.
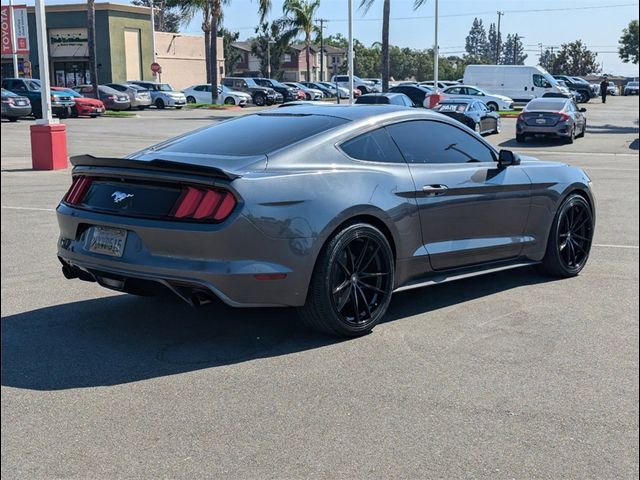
<box><xmin>463</xmin><ymin>65</ymin><xmax>570</xmax><ymax>102</ymax></box>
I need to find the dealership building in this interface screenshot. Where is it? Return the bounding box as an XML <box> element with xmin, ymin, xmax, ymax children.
<box><xmin>1</xmin><ymin>2</ymin><xmax>221</xmax><ymax>90</ymax></box>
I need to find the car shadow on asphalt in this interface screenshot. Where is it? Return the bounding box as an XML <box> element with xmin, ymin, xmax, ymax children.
<box><xmin>499</xmin><ymin>138</ymin><xmax>568</xmax><ymax>149</ymax></box>
<box><xmin>1</xmin><ymin>267</ymin><xmax>551</xmax><ymax>391</ymax></box>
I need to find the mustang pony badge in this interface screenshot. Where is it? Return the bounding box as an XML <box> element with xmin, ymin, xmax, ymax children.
<box><xmin>111</xmin><ymin>191</ymin><xmax>134</xmax><ymax>204</ymax></box>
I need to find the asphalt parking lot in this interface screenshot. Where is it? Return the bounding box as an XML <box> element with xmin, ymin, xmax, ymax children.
<box><xmin>1</xmin><ymin>97</ymin><xmax>638</xmax><ymax>479</ymax></box>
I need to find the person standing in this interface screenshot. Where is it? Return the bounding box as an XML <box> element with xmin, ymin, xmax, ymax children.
<box><xmin>600</xmin><ymin>76</ymin><xmax>609</xmax><ymax>103</ymax></box>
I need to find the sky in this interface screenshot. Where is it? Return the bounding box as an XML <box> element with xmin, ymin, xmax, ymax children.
<box><xmin>13</xmin><ymin>0</ymin><xmax>640</xmax><ymax>76</ymax></box>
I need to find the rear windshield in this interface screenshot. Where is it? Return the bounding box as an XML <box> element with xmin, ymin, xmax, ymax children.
<box><xmin>526</xmin><ymin>100</ymin><xmax>566</xmax><ymax>111</ymax></box>
<box><xmin>356</xmin><ymin>96</ymin><xmax>390</xmax><ymax>104</ymax></box>
<box><xmin>628</xmin><ymin>82</ymin><xmax>639</xmax><ymax>87</ymax></box>
<box><xmin>157</xmin><ymin>113</ymin><xmax>349</xmax><ymax>156</ymax></box>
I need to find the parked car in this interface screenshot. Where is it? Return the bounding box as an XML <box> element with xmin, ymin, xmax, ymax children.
<box><xmin>1</xmin><ymin>78</ymin><xmax>75</xmax><ymax>118</ymax></box>
<box><xmin>318</xmin><ymin>81</ymin><xmax>350</xmax><ymax>99</ymax></box>
<box><xmin>516</xmin><ymin>97</ymin><xmax>586</xmax><ymax>144</ymax></box>
<box><xmin>554</xmin><ymin>81</ymin><xmax>582</xmax><ymax>102</ymax></box>
<box><xmin>105</xmin><ymin>83</ymin><xmax>152</xmax><ymax>109</ymax></box>
<box><xmin>464</xmin><ymin>65</ymin><xmax>570</xmax><ymax>102</ymax></box>
<box><xmin>73</xmin><ymin>85</ymin><xmax>131</xmax><ymax>111</ymax></box>
<box><xmin>301</xmin><ymin>81</ymin><xmax>336</xmax><ymax>98</ymax></box>
<box><xmin>389</xmin><ymin>84</ymin><xmax>432</xmax><ymax>107</ymax></box>
<box><xmin>553</xmin><ymin>75</ymin><xmax>594</xmax><ymax>103</ymax></box>
<box><xmin>624</xmin><ymin>81</ymin><xmax>639</xmax><ymax>95</ymax></box>
<box><xmin>252</xmin><ymin>78</ymin><xmax>297</xmax><ymax>103</ymax></box>
<box><xmin>1</xmin><ymin>88</ymin><xmax>31</xmax><ymax>121</ymax></box>
<box><xmin>58</xmin><ymin>104</ymin><xmax>595</xmax><ymax>337</ymax></box>
<box><xmin>607</xmin><ymin>81</ymin><xmax>618</xmax><ymax>95</ymax></box>
<box><xmin>331</xmin><ymin>75</ymin><xmax>381</xmax><ymax>94</ymax></box>
<box><xmin>51</xmin><ymin>87</ymin><xmax>104</xmax><ymax>117</ymax></box>
<box><xmin>283</xmin><ymin>82</ymin><xmax>323</xmax><ymax>101</ymax></box>
<box><xmin>433</xmin><ymin>99</ymin><xmax>500</xmax><ymax>135</ymax></box>
<box><xmin>363</xmin><ymin>78</ymin><xmax>382</xmax><ymax>89</ymax></box>
<box><xmin>127</xmin><ymin>81</ymin><xmax>186</xmax><ymax>109</ymax></box>
<box><xmin>222</xmin><ymin>77</ymin><xmax>280</xmax><ymax>106</ymax></box>
<box><xmin>419</xmin><ymin>80</ymin><xmax>459</xmax><ymax>90</ymax></box>
<box><xmin>440</xmin><ymin>85</ymin><xmax>514</xmax><ymax>111</ymax></box>
<box><xmin>182</xmin><ymin>84</ymin><xmax>251</xmax><ymax>106</ymax></box>
<box><xmin>355</xmin><ymin>92</ymin><xmax>414</xmax><ymax>107</ymax></box>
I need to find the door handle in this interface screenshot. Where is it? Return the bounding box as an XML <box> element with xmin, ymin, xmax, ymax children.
<box><xmin>422</xmin><ymin>184</ymin><xmax>449</xmax><ymax>196</ymax></box>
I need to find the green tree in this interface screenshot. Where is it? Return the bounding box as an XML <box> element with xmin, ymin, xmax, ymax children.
<box><xmin>132</xmin><ymin>0</ymin><xmax>181</xmax><ymax>33</ymax></box>
<box><xmin>501</xmin><ymin>33</ymin><xmax>527</xmax><ymax>65</ymax></box>
<box><xmin>218</xmin><ymin>26</ymin><xmax>242</xmax><ymax>75</ymax></box>
<box><xmin>484</xmin><ymin>23</ymin><xmax>501</xmax><ymax>64</ymax></box>
<box><xmin>538</xmin><ymin>48</ymin><xmax>557</xmax><ymax>73</ymax></box>
<box><xmin>550</xmin><ymin>40</ymin><xmax>599</xmax><ymax>75</ymax></box>
<box><xmin>619</xmin><ymin>19</ymin><xmax>639</xmax><ymax>64</ymax></box>
<box><xmin>250</xmin><ymin>21</ymin><xmax>293</xmax><ymax>78</ymax></box>
<box><xmin>280</xmin><ymin>0</ymin><xmax>321</xmax><ymax>82</ymax></box>
<box><xmin>465</xmin><ymin>18</ymin><xmax>488</xmax><ymax>58</ymax></box>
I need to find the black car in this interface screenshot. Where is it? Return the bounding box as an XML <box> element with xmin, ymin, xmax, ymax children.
<box><xmin>301</xmin><ymin>81</ymin><xmax>334</xmax><ymax>98</ymax></box>
<box><xmin>253</xmin><ymin>78</ymin><xmax>297</xmax><ymax>102</ymax></box>
<box><xmin>355</xmin><ymin>93</ymin><xmax>414</xmax><ymax>107</ymax></box>
<box><xmin>389</xmin><ymin>84</ymin><xmax>432</xmax><ymax>107</ymax></box>
<box><xmin>1</xmin><ymin>88</ymin><xmax>32</xmax><ymax>121</ymax></box>
<box><xmin>433</xmin><ymin>99</ymin><xmax>500</xmax><ymax>135</ymax></box>
<box><xmin>553</xmin><ymin>75</ymin><xmax>594</xmax><ymax>103</ymax></box>
<box><xmin>222</xmin><ymin>77</ymin><xmax>279</xmax><ymax>106</ymax></box>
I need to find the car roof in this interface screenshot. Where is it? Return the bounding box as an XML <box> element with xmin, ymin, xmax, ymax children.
<box><xmin>273</xmin><ymin>104</ymin><xmax>441</xmax><ymax>121</ymax></box>
<box><xmin>439</xmin><ymin>98</ymin><xmax>473</xmax><ymax>103</ymax></box>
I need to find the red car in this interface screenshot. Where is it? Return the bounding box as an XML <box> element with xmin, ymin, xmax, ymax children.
<box><xmin>51</xmin><ymin>87</ymin><xmax>105</xmax><ymax>117</ymax></box>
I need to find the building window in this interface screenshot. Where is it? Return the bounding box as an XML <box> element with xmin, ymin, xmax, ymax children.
<box><xmin>283</xmin><ymin>53</ymin><xmax>292</xmax><ymax>63</ymax></box>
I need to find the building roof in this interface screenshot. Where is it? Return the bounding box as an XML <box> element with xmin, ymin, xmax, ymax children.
<box><xmin>231</xmin><ymin>41</ymin><xmax>254</xmax><ymax>52</ymax></box>
<box><xmin>26</xmin><ymin>2</ymin><xmax>150</xmax><ymax>14</ymax></box>
<box><xmin>232</xmin><ymin>40</ymin><xmax>345</xmax><ymax>55</ymax></box>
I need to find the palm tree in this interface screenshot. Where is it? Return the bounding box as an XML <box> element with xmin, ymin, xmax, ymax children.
<box><xmin>87</xmin><ymin>0</ymin><xmax>99</xmax><ymax>94</ymax></box>
<box><xmin>281</xmin><ymin>0</ymin><xmax>320</xmax><ymax>82</ymax></box>
<box><xmin>359</xmin><ymin>0</ymin><xmax>428</xmax><ymax>92</ymax></box>
<box><xmin>178</xmin><ymin>0</ymin><xmax>271</xmax><ymax>102</ymax></box>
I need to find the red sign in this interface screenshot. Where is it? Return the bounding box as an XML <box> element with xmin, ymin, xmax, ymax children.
<box><xmin>1</xmin><ymin>5</ymin><xmax>29</xmax><ymax>55</ymax></box>
<box><xmin>150</xmin><ymin>62</ymin><xmax>162</xmax><ymax>73</ymax></box>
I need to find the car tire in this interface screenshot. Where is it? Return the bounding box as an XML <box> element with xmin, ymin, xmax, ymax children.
<box><xmin>516</xmin><ymin>133</ymin><xmax>526</xmax><ymax>143</ymax></box>
<box><xmin>493</xmin><ymin>118</ymin><xmax>501</xmax><ymax>134</ymax></box>
<box><xmin>253</xmin><ymin>93</ymin><xmax>266</xmax><ymax>106</ymax></box>
<box><xmin>8</xmin><ymin>117</ymin><xmax>18</xmax><ymax>122</ymax></box>
<box><xmin>298</xmin><ymin>222</ymin><xmax>395</xmax><ymax>337</ymax></box>
<box><xmin>357</xmin><ymin>86</ymin><xmax>368</xmax><ymax>95</ymax></box>
<box><xmin>539</xmin><ymin>193</ymin><xmax>593</xmax><ymax>278</ymax></box>
<box><xmin>577</xmin><ymin>122</ymin><xmax>586</xmax><ymax>138</ymax></box>
<box><xmin>565</xmin><ymin>126</ymin><xmax>575</xmax><ymax>144</ymax></box>
<box><xmin>186</xmin><ymin>96</ymin><xmax>196</xmax><ymax>104</ymax></box>
<box><xmin>578</xmin><ymin>90</ymin><xmax>590</xmax><ymax>103</ymax></box>
<box><xmin>224</xmin><ymin>97</ymin><xmax>235</xmax><ymax>105</ymax></box>
<box><xmin>155</xmin><ymin>98</ymin><xmax>165</xmax><ymax>109</ymax></box>
<box><xmin>70</xmin><ymin>106</ymin><xmax>79</xmax><ymax>118</ymax></box>
<box><xmin>487</xmin><ymin>102</ymin><xmax>498</xmax><ymax>111</ymax></box>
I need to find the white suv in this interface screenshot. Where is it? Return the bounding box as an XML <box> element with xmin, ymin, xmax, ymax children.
<box><xmin>330</xmin><ymin>75</ymin><xmax>381</xmax><ymax>94</ymax></box>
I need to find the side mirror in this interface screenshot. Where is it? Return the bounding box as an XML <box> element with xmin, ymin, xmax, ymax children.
<box><xmin>498</xmin><ymin>149</ymin><xmax>521</xmax><ymax>168</ymax></box>
<box><xmin>579</xmin><ymin>107</ymin><xmax>587</xmax><ymax>112</ymax></box>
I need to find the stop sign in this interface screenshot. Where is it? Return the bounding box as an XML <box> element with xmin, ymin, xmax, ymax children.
<box><xmin>150</xmin><ymin>62</ymin><xmax>161</xmax><ymax>74</ymax></box>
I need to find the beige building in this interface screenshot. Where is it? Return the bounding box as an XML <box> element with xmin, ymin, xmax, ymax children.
<box><xmin>154</xmin><ymin>32</ymin><xmax>223</xmax><ymax>90</ymax></box>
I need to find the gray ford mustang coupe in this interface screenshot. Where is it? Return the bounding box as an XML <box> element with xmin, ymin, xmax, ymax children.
<box><xmin>57</xmin><ymin>105</ymin><xmax>595</xmax><ymax>336</ymax></box>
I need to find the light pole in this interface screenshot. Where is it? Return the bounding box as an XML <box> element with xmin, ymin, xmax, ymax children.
<box><xmin>316</xmin><ymin>18</ymin><xmax>327</xmax><ymax>82</ymax></box>
<box><xmin>8</xmin><ymin>0</ymin><xmax>19</xmax><ymax>76</ymax></box>
<box><xmin>433</xmin><ymin>0</ymin><xmax>439</xmax><ymax>92</ymax></box>
<box><xmin>496</xmin><ymin>11</ymin><xmax>504</xmax><ymax>64</ymax></box>
<box><xmin>267</xmin><ymin>40</ymin><xmax>275</xmax><ymax>78</ymax></box>
<box><xmin>348</xmin><ymin>0</ymin><xmax>354</xmax><ymax>103</ymax></box>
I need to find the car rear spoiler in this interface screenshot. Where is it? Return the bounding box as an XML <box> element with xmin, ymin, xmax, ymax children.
<box><xmin>70</xmin><ymin>154</ymin><xmax>241</xmax><ymax>181</ymax></box>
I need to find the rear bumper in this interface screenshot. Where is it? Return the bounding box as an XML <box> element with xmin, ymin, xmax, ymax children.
<box><xmin>1</xmin><ymin>104</ymin><xmax>32</xmax><ymax>117</ymax></box>
<box><xmin>56</xmin><ymin>204</ymin><xmax>314</xmax><ymax>307</ymax></box>
<box><xmin>517</xmin><ymin>122</ymin><xmax>572</xmax><ymax>137</ymax></box>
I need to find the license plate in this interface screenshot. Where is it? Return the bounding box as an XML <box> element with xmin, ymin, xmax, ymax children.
<box><xmin>16</xmin><ymin>100</ymin><xmax>26</xmax><ymax>106</ymax></box>
<box><xmin>95</xmin><ymin>108</ymin><xmax>102</xmax><ymax>113</ymax></box>
<box><xmin>88</xmin><ymin>227</ymin><xmax>127</xmax><ymax>257</ymax></box>
<box><xmin>536</xmin><ymin>118</ymin><xmax>547</xmax><ymax>124</ymax></box>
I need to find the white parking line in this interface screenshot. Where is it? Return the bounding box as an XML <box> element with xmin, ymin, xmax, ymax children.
<box><xmin>1</xmin><ymin>206</ymin><xmax>56</xmax><ymax>212</ymax></box>
<box><xmin>523</xmin><ymin>151</ymin><xmax>638</xmax><ymax>157</ymax></box>
<box><xmin>594</xmin><ymin>243</ymin><xmax>639</xmax><ymax>250</ymax></box>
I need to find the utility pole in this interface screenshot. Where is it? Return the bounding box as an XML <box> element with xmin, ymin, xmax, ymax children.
<box><xmin>496</xmin><ymin>11</ymin><xmax>504</xmax><ymax>64</ymax></box>
<box><xmin>267</xmin><ymin>39</ymin><xmax>275</xmax><ymax>78</ymax></box>
<box><xmin>316</xmin><ymin>18</ymin><xmax>327</xmax><ymax>82</ymax></box>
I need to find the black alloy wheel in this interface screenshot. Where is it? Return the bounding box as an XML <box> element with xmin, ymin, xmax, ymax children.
<box><xmin>155</xmin><ymin>98</ymin><xmax>165</xmax><ymax>109</ymax></box>
<box><xmin>299</xmin><ymin>223</ymin><xmax>394</xmax><ymax>337</ymax></box>
<box><xmin>253</xmin><ymin>93</ymin><xmax>265</xmax><ymax>106</ymax></box>
<box><xmin>186</xmin><ymin>96</ymin><xmax>196</xmax><ymax>104</ymax></box>
<box><xmin>540</xmin><ymin>194</ymin><xmax>593</xmax><ymax>277</ymax></box>
<box><xmin>487</xmin><ymin>101</ymin><xmax>498</xmax><ymax>111</ymax></box>
<box><xmin>224</xmin><ymin>97</ymin><xmax>235</xmax><ymax>105</ymax></box>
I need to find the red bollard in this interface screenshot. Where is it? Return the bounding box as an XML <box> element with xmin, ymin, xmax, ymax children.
<box><xmin>30</xmin><ymin>123</ymin><xmax>69</xmax><ymax>170</ymax></box>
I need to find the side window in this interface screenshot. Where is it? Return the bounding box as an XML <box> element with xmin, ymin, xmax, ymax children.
<box><xmin>340</xmin><ymin>128</ymin><xmax>404</xmax><ymax>163</ymax></box>
<box><xmin>533</xmin><ymin>74</ymin><xmax>551</xmax><ymax>88</ymax></box>
<box><xmin>477</xmin><ymin>102</ymin><xmax>488</xmax><ymax>112</ymax></box>
<box><xmin>12</xmin><ymin>81</ymin><xmax>26</xmax><ymax>91</ymax></box>
<box><xmin>387</xmin><ymin>120</ymin><xmax>496</xmax><ymax>164</ymax></box>
<box><xmin>194</xmin><ymin>85</ymin><xmax>204</xmax><ymax>91</ymax></box>
<box><xmin>447</xmin><ymin>87</ymin><xmax>461</xmax><ymax>95</ymax></box>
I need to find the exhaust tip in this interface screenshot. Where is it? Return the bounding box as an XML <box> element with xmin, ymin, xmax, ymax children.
<box><xmin>191</xmin><ymin>290</ymin><xmax>213</xmax><ymax>307</ymax></box>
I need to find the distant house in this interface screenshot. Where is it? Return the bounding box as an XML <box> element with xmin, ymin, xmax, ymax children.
<box><xmin>230</xmin><ymin>41</ymin><xmax>346</xmax><ymax>82</ymax></box>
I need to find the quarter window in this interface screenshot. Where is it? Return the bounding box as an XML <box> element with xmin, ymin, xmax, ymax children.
<box><xmin>340</xmin><ymin>128</ymin><xmax>404</xmax><ymax>163</ymax></box>
<box><xmin>387</xmin><ymin>120</ymin><xmax>496</xmax><ymax>164</ymax></box>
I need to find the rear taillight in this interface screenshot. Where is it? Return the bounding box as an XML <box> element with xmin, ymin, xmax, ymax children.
<box><xmin>64</xmin><ymin>176</ymin><xmax>92</xmax><ymax>205</ymax></box>
<box><xmin>517</xmin><ymin>112</ymin><xmax>525</xmax><ymax>120</ymax></box>
<box><xmin>559</xmin><ymin>112</ymin><xmax>571</xmax><ymax>121</ymax></box>
<box><xmin>170</xmin><ymin>186</ymin><xmax>236</xmax><ymax>222</ymax></box>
